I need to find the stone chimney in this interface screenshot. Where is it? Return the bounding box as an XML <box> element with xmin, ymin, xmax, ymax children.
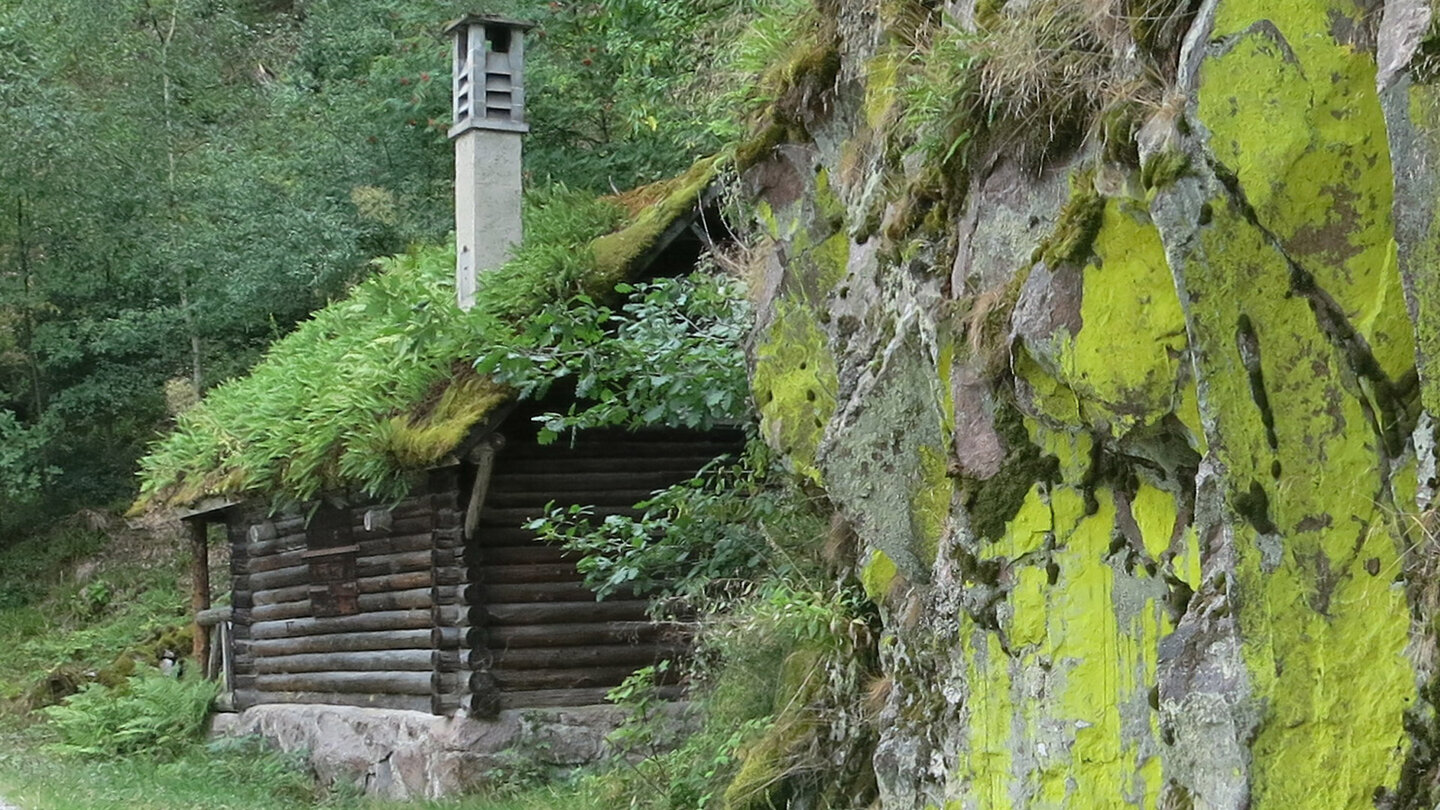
<box><xmin>446</xmin><ymin>15</ymin><xmax>533</xmax><ymax>310</ymax></box>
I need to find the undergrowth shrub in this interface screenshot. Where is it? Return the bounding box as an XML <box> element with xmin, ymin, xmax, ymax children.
<box><xmin>592</xmin><ymin>582</ymin><xmax>880</xmax><ymax>810</ymax></box>
<box><xmin>42</xmin><ymin>666</ymin><xmax>218</xmax><ymax>760</ymax></box>
<box><xmin>537</xmin><ymin>441</ymin><xmax>881</xmax><ymax>809</ymax></box>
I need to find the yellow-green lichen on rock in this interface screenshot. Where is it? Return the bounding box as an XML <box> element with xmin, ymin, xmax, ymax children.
<box><xmin>861</xmin><ymin>548</ymin><xmax>901</xmax><ymax>601</ymax></box>
<box><xmin>1020</xmin><ymin>197</ymin><xmax>1190</xmax><ymax>439</ymax></box>
<box><xmin>953</xmin><ymin>478</ymin><xmax>1180</xmax><ymax>809</ymax></box>
<box><xmin>1156</xmin><ymin>10</ymin><xmax>1424</xmax><ymax>803</ymax></box>
<box><xmin>1060</xmin><ymin>201</ymin><xmax>1187</xmax><ymax>436</ymax></box>
<box><xmin>752</xmin><ymin>299</ymin><xmax>839</xmax><ymax>482</ymax></box>
<box><xmin>1199</xmin><ymin>0</ymin><xmax>1413</xmax><ymax>382</ymax></box>
<box><xmin>1151</xmin><ymin>59</ymin><xmax>1415</xmax><ymax>794</ymax></box>
<box><xmin>735</xmin><ymin>0</ymin><xmax>1440</xmax><ymax>806</ymax></box>
<box><xmin>1178</xmin><ymin>186</ymin><xmax>1414</xmax><ymax>810</ymax></box>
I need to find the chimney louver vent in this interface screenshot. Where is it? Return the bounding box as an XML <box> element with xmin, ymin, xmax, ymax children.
<box><xmin>449</xmin><ymin>16</ymin><xmax>531</xmax><ymax>136</ymax></box>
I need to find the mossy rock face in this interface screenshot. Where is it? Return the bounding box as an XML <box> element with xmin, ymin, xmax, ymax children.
<box><xmin>820</xmin><ymin>334</ymin><xmax>948</xmax><ymax>582</ymax></box>
<box><xmin>753</xmin><ymin>300</ymin><xmax>839</xmax><ymax>483</ymax></box>
<box><xmin>959</xmin><ymin>403</ymin><xmax>1058</xmax><ymax>543</ymax></box>
<box><xmin>741</xmin><ymin>0</ymin><xmax>1440</xmax><ymax>806</ymax></box>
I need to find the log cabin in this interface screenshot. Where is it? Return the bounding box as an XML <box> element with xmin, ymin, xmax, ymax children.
<box><xmin>183</xmin><ymin>404</ymin><xmax>743</xmax><ymax>717</ymax></box>
<box><xmin>158</xmin><ymin>16</ymin><xmax>747</xmax><ymax>723</ymax></box>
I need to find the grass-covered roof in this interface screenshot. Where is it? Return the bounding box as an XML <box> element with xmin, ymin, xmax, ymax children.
<box><xmin>133</xmin><ymin>159</ymin><xmax>720</xmax><ymax>513</ymax></box>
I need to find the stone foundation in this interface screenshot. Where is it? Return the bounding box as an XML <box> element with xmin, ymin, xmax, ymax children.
<box><xmin>210</xmin><ymin>703</ymin><xmax>658</xmax><ymax>799</ymax></box>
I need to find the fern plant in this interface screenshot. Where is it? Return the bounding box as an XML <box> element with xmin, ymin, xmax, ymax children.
<box><xmin>42</xmin><ymin>666</ymin><xmax>219</xmax><ymax>760</ymax></box>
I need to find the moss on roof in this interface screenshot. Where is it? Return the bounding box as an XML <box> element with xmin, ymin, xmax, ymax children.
<box><xmin>133</xmin><ymin>159</ymin><xmax>720</xmax><ymax>513</ymax></box>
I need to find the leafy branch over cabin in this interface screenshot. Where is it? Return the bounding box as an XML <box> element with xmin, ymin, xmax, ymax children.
<box><xmin>133</xmin><ymin>14</ymin><xmax>747</xmax><ymax>744</ymax></box>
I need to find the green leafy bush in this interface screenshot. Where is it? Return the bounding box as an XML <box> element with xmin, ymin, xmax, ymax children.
<box><xmin>476</xmin><ymin>269</ymin><xmax>752</xmax><ymax>444</ymax></box>
<box><xmin>529</xmin><ymin>442</ymin><xmax>815</xmax><ymax>602</ymax></box>
<box><xmin>42</xmin><ymin>667</ymin><xmax>218</xmax><ymax>760</ymax></box>
<box><xmin>530</xmin><ymin>436</ymin><xmax>882</xmax><ymax>809</ymax></box>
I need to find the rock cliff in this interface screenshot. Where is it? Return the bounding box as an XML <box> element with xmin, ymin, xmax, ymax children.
<box><xmin>741</xmin><ymin>0</ymin><xmax>1440</xmax><ymax>806</ymax></box>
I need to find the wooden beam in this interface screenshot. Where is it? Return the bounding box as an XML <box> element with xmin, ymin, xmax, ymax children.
<box><xmin>233</xmin><ymin>689</ymin><xmax>431</xmax><ymax>714</ymax></box>
<box><xmin>464</xmin><ymin>434</ymin><xmax>502</xmax><ymax>541</ymax></box>
<box><xmin>195</xmin><ymin>606</ymin><xmax>232</xmax><ymax>627</ymax></box>
<box><xmin>188</xmin><ymin>520</ymin><xmax>211</xmax><ymax>664</ymax></box>
<box><xmin>246</xmin><ymin>628</ymin><xmax>432</xmax><ymax>657</ymax></box>
<box><xmin>491</xmin><ymin>643</ymin><xmax>680</xmax><ymax>671</ymax></box>
<box><xmin>473</xmin><ymin>581</ymin><xmax>599</xmax><ymax>603</ymax></box>
<box><xmin>496</xmin><ymin>685</ymin><xmax>685</xmax><ymax>710</ymax></box>
<box><xmin>251</xmin><ymin>670</ymin><xmax>435</xmax><ymax>695</ymax></box>
<box><xmin>491</xmin><ymin>665</ymin><xmax>659</xmax><ymax>691</ymax></box>
<box><xmin>249</xmin><ymin>608</ymin><xmax>440</xmax><ymax>640</ymax></box>
<box><xmin>251</xmin><ymin>649</ymin><xmax>446</xmax><ymax>674</ymax></box>
<box><xmin>251</xmin><ymin>570</ymin><xmax>435</xmax><ymax>607</ymax></box>
<box><xmin>480</xmin><ymin>600</ymin><xmax>650</xmax><ymax>626</ymax></box>
<box><xmin>480</xmin><ymin>620</ymin><xmax>680</xmax><ymax>649</ymax></box>
<box><xmin>475</xmin><ymin>563</ymin><xmax>585</xmax><ymax>584</ymax></box>
<box><xmin>248</xmin><ymin>587</ymin><xmax>444</xmax><ymax>623</ymax></box>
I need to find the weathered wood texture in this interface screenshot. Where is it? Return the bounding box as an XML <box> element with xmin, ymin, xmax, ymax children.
<box><xmin>189</xmin><ymin>520</ymin><xmax>212</xmax><ymax>664</ymax></box>
<box><xmin>468</xmin><ymin>423</ymin><xmax>744</xmax><ymax>710</ymax></box>
<box><xmin>222</xmin><ymin>422</ymin><xmax>742</xmax><ymax>716</ymax></box>
<box><xmin>226</xmin><ymin>488</ymin><xmax>444</xmax><ymax>712</ymax></box>
<box><xmin>233</xmin><ymin>689</ymin><xmax>431</xmax><ymax>713</ymax></box>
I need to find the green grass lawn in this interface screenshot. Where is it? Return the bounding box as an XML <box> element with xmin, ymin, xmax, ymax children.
<box><xmin>0</xmin><ymin>733</ymin><xmax>317</xmax><ymax>810</ymax></box>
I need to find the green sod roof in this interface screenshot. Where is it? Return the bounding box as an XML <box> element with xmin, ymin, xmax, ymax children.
<box><xmin>133</xmin><ymin>158</ymin><xmax>720</xmax><ymax>513</ymax></box>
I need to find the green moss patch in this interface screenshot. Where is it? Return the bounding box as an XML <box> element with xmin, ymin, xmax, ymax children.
<box><xmin>752</xmin><ymin>301</ymin><xmax>839</xmax><ymax>483</ymax></box>
<box><xmin>1033</xmin><ymin>169</ymin><xmax>1104</xmax><ymax>268</ymax></box>
<box><xmin>962</xmin><ymin>402</ymin><xmax>1060</xmax><ymax>542</ymax></box>
<box><xmin>591</xmin><ymin>156</ymin><xmax>720</xmax><ymax>284</ymax></box>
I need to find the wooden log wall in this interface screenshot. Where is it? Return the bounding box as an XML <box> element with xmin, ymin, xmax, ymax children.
<box><xmin>228</xmin><ymin>472</ymin><xmax>458</xmax><ymax>715</ymax></box>
<box><xmin>222</xmin><ymin>423</ymin><xmax>743</xmax><ymax>718</ymax></box>
<box><xmin>466</xmin><ymin>425</ymin><xmax>745</xmax><ymax>712</ymax></box>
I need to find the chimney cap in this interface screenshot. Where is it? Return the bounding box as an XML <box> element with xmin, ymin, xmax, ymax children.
<box><xmin>443</xmin><ymin>14</ymin><xmax>535</xmax><ymax>35</ymax></box>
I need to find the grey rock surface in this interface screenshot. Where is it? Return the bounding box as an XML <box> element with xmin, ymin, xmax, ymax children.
<box><xmin>212</xmin><ymin>703</ymin><xmax>694</xmax><ymax>800</ymax></box>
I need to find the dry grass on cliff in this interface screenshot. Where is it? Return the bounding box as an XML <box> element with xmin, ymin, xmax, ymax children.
<box><xmin>904</xmin><ymin>0</ymin><xmax>1196</xmax><ymax>170</ymax></box>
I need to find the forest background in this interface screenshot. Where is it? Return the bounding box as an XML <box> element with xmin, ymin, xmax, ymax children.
<box><xmin>0</xmin><ymin>0</ymin><xmax>738</xmax><ymax>537</ymax></box>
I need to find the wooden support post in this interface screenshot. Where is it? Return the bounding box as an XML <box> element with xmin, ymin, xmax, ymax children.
<box><xmin>464</xmin><ymin>434</ymin><xmax>503</xmax><ymax>541</ymax></box>
<box><xmin>189</xmin><ymin>519</ymin><xmax>211</xmax><ymax>665</ymax></box>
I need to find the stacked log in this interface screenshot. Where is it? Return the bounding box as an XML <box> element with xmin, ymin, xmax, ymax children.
<box><xmin>222</xmin><ymin>423</ymin><xmax>744</xmax><ymax>717</ymax></box>
<box><xmin>229</xmin><ymin>490</ymin><xmax>446</xmax><ymax>715</ymax></box>
<box><xmin>427</xmin><ymin>466</ymin><xmax>471</xmax><ymax>716</ymax></box>
<box><xmin>467</xmin><ymin>426</ymin><xmax>744</xmax><ymax>711</ymax></box>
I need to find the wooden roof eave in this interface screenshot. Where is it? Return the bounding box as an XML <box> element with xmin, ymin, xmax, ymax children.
<box><xmin>175</xmin><ymin>496</ymin><xmax>243</xmax><ymax>523</ymax></box>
